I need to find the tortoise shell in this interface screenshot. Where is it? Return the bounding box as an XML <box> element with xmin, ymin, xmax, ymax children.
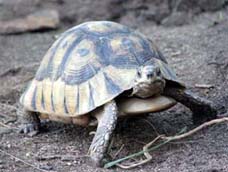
<box><xmin>20</xmin><ymin>21</ymin><xmax>181</xmax><ymax>117</ymax></box>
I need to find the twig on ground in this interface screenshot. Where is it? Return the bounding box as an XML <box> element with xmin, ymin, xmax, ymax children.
<box><xmin>0</xmin><ymin>63</ymin><xmax>40</xmax><ymax>77</ymax></box>
<box><xmin>116</xmin><ymin>136</ymin><xmax>162</xmax><ymax>169</ymax></box>
<box><xmin>113</xmin><ymin>144</ymin><xmax>125</xmax><ymax>159</ymax></box>
<box><xmin>0</xmin><ymin>67</ymin><xmax>22</xmax><ymax>77</ymax></box>
<box><xmin>104</xmin><ymin>134</ymin><xmax>174</xmax><ymax>168</ymax></box>
<box><xmin>194</xmin><ymin>84</ymin><xmax>214</xmax><ymax>89</ymax></box>
<box><xmin>129</xmin><ymin>139</ymin><xmax>147</xmax><ymax>145</ymax></box>
<box><xmin>161</xmin><ymin>117</ymin><xmax>228</xmax><ymax>141</ymax></box>
<box><xmin>0</xmin><ymin>149</ymin><xmax>55</xmax><ymax>172</ymax></box>
<box><xmin>36</xmin><ymin>155</ymin><xmax>61</xmax><ymax>161</ymax></box>
<box><xmin>142</xmin><ymin>118</ymin><xmax>160</xmax><ymax>136</ymax></box>
<box><xmin>0</xmin><ymin>121</ymin><xmax>18</xmax><ymax>130</ymax></box>
<box><xmin>105</xmin><ymin>116</ymin><xmax>228</xmax><ymax>169</ymax></box>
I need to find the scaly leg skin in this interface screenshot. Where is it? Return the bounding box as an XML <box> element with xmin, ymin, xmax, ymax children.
<box><xmin>163</xmin><ymin>87</ymin><xmax>217</xmax><ymax>124</ymax></box>
<box><xmin>89</xmin><ymin>100</ymin><xmax>118</xmax><ymax>167</ymax></box>
<box><xmin>19</xmin><ymin>109</ymin><xmax>41</xmax><ymax>136</ymax></box>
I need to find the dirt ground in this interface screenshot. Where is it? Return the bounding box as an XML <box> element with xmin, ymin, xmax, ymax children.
<box><xmin>0</xmin><ymin>0</ymin><xmax>228</xmax><ymax>172</ymax></box>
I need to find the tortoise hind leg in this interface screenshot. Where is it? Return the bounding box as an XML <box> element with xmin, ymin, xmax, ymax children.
<box><xmin>19</xmin><ymin>109</ymin><xmax>41</xmax><ymax>135</ymax></box>
<box><xmin>163</xmin><ymin>87</ymin><xmax>217</xmax><ymax>124</ymax></box>
<box><xmin>89</xmin><ymin>100</ymin><xmax>118</xmax><ymax>167</ymax></box>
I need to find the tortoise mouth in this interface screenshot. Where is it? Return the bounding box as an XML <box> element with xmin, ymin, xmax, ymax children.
<box><xmin>132</xmin><ymin>78</ymin><xmax>166</xmax><ymax>98</ymax></box>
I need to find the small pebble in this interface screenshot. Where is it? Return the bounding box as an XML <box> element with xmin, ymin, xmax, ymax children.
<box><xmin>39</xmin><ymin>164</ymin><xmax>53</xmax><ymax>171</ymax></box>
<box><xmin>61</xmin><ymin>155</ymin><xmax>75</xmax><ymax>161</ymax></box>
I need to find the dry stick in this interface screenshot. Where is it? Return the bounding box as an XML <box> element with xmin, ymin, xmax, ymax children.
<box><xmin>113</xmin><ymin>144</ymin><xmax>125</xmax><ymax>159</ymax></box>
<box><xmin>142</xmin><ymin>118</ymin><xmax>160</xmax><ymax>136</ymax></box>
<box><xmin>104</xmin><ymin>135</ymin><xmax>174</xmax><ymax>168</ymax></box>
<box><xmin>107</xmin><ymin>117</ymin><xmax>228</xmax><ymax>169</ymax></box>
<box><xmin>161</xmin><ymin>117</ymin><xmax>228</xmax><ymax>141</ymax></box>
<box><xmin>194</xmin><ymin>84</ymin><xmax>214</xmax><ymax>89</ymax></box>
<box><xmin>0</xmin><ymin>149</ymin><xmax>54</xmax><ymax>172</ymax></box>
<box><xmin>0</xmin><ymin>121</ymin><xmax>11</xmax><ymax>129</ymax></box>
<box><xmin>0</xmin><ymin>63</ymin><xmax>40</xmax><ymax>77</ymax></box>
<box><xmin>0</xmin><ymin>121</ymin><xmax>18</xmax><ymax>130</ymax></box>
<box><xmin>36</xmin><ymin>155</ymin><xmax>61</xmax><ymax>161</ymax></box>
<box><xmin>116</xmin><ymin>135</ymin><xmax>162</xmax><ymax>169</ymax></box>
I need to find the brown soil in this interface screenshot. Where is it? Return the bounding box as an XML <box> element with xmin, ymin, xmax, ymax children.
<box><xmin>0</xmin><ymin>0</ymin><xmax>228</xmax><ymax>171</ymax></box>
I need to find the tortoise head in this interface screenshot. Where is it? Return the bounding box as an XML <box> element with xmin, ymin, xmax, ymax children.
<box><xmin>132</xmin><ymin>65</ymin><xmax>166</xmax><ymax>98</ymax></box>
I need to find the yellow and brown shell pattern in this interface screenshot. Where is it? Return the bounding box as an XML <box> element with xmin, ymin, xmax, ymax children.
<box><xmin>20</xmin><ymin>21</ymin><xmax>180</xmax><ymax>117</ymax></box>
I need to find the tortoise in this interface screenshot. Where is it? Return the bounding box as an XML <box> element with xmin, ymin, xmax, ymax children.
<box><xmin>19</xmin><ymin>21</ymin><xmax>217</xmax><ymax>167</ymax></box>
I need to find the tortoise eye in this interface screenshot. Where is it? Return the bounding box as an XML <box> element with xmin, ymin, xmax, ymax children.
<box><xmin>156</xmin><ymin>68</ymin><xmax>161</xmax><ymax>75</ymax></box>
<box><xmin>137</xmin><ymin>70</ymin><xmax>141</xmax><ymax>77</ymax></box>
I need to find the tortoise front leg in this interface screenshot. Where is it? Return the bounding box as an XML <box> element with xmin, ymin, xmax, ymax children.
<box><xmin>89</xmin><ymin>100</ymin><xmax>118</xmax><ymax>167</ymax></box>
<box><xmin>19</xmin><ymin>109</ymin><xmax>41</xmax><ymax>135</ymax></box>
<box><xmin>163</xmin><ymin>87</ymin><xmax>217</xmax><ymax>124</ymax></box>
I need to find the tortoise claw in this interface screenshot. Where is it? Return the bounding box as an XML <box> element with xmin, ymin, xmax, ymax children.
<box><xmin>19</xmin><ymin>123</ymin><xmax>40</xmax><ymax>136</ymax></box>
<box><xmin>88</xmin><ymin>154</ymin><xmax>110</xmax><ymax>167</ymax></box>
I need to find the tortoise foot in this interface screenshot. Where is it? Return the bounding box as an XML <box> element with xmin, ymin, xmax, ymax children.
<box><xmin>192</xmin><ymin>102</ymin><xmax>217</xmax><ymax>124</ymax></box>
<box><xmin>19</xmin><ymin>110</ymin><xmax>40</xmax><ymax>136</ymax></box>
<box><xmin>89</xmin><ymin>100</ymin><xmax>118</xmax><ymax>167</ymax></box>
<box><xmin>90</xmin><ymin>155</ymin><xmax>104</xmax><ymax>167</ymax></box>
<box><xmin>89</xmin><ymin>152</ymin><xmax>111</xmax><ymax>167</ymax></box>
<box><xmin>89</xmin><ymin>126</ymin><xmax>112</xmax><ymax>167</ymax></box>
<box><xmin>19</xmin><ymin>123</ymin><xmax>40</xmax><ymax>136</ymax></box>
<box><xmin>163</xmin><ymin>88</ymin><xmax>218</xmax><ymax>124</ymax></box>
<box><xmin>89</xmin><ymin>147</ymin><xmax>102</xmax><ymax>167</ymax></box>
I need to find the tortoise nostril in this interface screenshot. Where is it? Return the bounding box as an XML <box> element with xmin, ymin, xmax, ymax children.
<box><xmin>147</xmin><ymin>73</ymin><xmax>154</xmax><ymax>78</ymax></box>
<box><xmin>157</xmin><ymin>69</ymin><xmax>161</xmax><ymax>75</ymax></box>
<box><xmin>137</xmin><ymin>71</ymin><xmax>141</xmax><ymax>77</ymax></box>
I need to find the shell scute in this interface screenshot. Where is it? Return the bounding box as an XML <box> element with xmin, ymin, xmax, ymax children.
<box><xmin>21</xmin><ymin>21</ymin><xmax>181</xmax><ymax>116</ymax></box>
